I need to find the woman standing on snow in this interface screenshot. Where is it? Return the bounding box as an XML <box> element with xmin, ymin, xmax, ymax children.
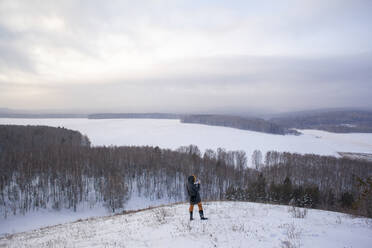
<box><xmin>186</xmin><ymin>175</ymin><xmax>207</xmax><ymax>220</ymax></box>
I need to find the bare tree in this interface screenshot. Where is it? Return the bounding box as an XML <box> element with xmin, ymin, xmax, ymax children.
<box><xmin>252</xmin><ymin>150</ymin><xmax>263</xmax><ymax>170</ymax></box>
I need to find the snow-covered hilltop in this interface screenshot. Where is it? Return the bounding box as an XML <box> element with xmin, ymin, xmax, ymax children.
<box><xmin>1</xmin><ymin>201</ymin><xmax>371</xmax><ymax>248</ymax></box>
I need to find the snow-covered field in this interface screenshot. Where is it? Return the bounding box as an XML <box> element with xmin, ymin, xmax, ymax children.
<box><xmin>1</xmin><ymin>118</ymin><xmax>372</xmax><ymax>160</ymax></box>
<box><xmin>1</xmin><ymin>201</ymin><xmax>371</xmax><ymax>248</ymax></box>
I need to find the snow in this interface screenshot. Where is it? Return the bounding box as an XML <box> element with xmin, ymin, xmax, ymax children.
<box><xmin>1</xmin><ymin>118</ymin><xmax>372</xmax><ymax>242</ymax></box>
<box><xmin>0</xmin><ymin>192</ymin><xmax>177</xmax><ymax>237</ymax></box>
<box><xmin>0</xmin><ymin>206</ymin><xmax>108</xmax><ymax>237</ymax></box>
<box><xmin>0</xmin><ymin>118</ymin><xmax>372</xmax><ymax>161</ymax></box>
<box><xmin>1</xmin><ymin>201</ymin><xmax>371</xmax><ymax>248</ymax></box>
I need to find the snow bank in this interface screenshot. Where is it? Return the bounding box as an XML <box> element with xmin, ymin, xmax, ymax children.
<box><xmin>1</xmin><ymin>201</ymin><xmax>371</xmax><ymax>248</ymax></box>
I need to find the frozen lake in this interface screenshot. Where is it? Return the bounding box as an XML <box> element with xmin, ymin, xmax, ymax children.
<box><xmin>1</xmin><ymin>118</ymin><xmax>372</xmax><ymax>163</ymax></box>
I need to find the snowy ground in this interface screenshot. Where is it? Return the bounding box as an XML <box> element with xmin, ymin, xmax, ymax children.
<box><xmin>0</xmin><ymin>201</ymin><xmax>371</xmax><ymax>248</ymax></box>
<box><xmin>0</xmin><ymin>193</ymin><xmax>175</xmax><ymax>237</ymax></box>
<box><xmin>1</xmin><ymin>118</ymin><xmax>372</xmax><ymax>161</ymax></box>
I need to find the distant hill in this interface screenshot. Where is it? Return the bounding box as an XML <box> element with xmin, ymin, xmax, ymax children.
<box><xmin>0</xmin><ymin>108</ymin><xmax>13</xmax><ymax>114</ymax></box>
<box><xmin>270</xmin><ymin>110</ymin><xmax>372</xmax><ymax>133</ymax></box>
<box><xmin>0</xmin><ymin>113</ymin><xmax>87</xmax><ymax>118</ymax></box>
<box><xmin>0</xmin><ymin>108</ymin><xmax>87</xmax><ymax>118</ymax></box>
<box><xmin>181</xmin><ymin>114</ymin><xmax>300</xmax><ymax>135</ymax></box>
<box><xmin>88</xmin><ymin>113</ymin><xmax>181</xmax><ymax>119</ymax></box>
<box><xmin>3</xmin><ymin>108</ymin><xmax>372</xmax><ymax>134</ymax></box>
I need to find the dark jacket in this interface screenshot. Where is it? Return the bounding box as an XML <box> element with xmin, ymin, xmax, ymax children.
<box><xmin>187</xmin><ymin>175</ymin><xmax>201</xmax><ymax>204</ymax></box>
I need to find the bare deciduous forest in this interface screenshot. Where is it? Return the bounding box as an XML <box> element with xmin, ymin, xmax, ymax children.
<box><xmin>0</xmin><ymin>125</ymin><xmax>371</xmax><ymax>219</ymax></box>
<box><xmin>181</xmin><ymin>114</ymin><xmax>300</xmax><ymax>135</ymax></box>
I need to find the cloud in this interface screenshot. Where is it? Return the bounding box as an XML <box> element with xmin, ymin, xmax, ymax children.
<box><xmin>0</xmin><ymin>0</ymin><xmax>371</xmax><ymax>113</ymax></box>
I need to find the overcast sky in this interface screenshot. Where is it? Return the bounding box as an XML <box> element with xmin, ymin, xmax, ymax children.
<box><xmin>0</xmin><ymin>0</ymin><xmax>371</xmax><ymax>114</ymax></box>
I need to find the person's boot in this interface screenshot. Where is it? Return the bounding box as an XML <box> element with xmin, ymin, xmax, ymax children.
<box><xmin>199</xmin><ymin>210</ymin><xmax>208</xmax><ymax>220</ymax></box>
<box><xmin>190</xmin><ymin>211</ymin><xmax>194</xmax><ymax>221</ymax></box>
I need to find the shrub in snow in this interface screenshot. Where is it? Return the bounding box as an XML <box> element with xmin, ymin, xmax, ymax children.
<box><xmin>288</xmin><ymin>205</ymin><xmax>307</xmax><ymax>219</ymax></box>
<box><xmin>153</xmin><ymin>208</ymin><xmax>172</xmax><ymax>224</ymax></box>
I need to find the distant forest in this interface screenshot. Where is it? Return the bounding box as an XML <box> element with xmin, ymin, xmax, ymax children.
<box><xmin>271</xmin><ymin>110</ymin><xmax>372</xmax><ymax>133</ymax></box>
<box><xmin>181</xmin><ymin>115</ymin><xmax>300</xmax><ymax>135</ymax></box>
<box><xmin>2</xmin><ymin>109</ymin><xmax>372</xmax><ymax>134</ymax></box>
<box><xmin>88</xmin><ymin>113</ymin><xmax>181</xmax><ymax>119</ymax></box>
<box><xmin>0</xmin><ymin>114</ymin><xmax>87</xmax><ymax>118</ymax></box>
<box><xmin>1</xmin><ymin>125</ymin><xmax>371</xmax><ymax>219</ymax></box>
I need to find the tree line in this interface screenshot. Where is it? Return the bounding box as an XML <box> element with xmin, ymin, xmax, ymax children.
<box><xmin>270</xmin><ymin>110</ymin><xmax>372</xmax><ymax>133</ymax></box>
<box><xmin>228</xmin><ymin>150</ymin><xmax>372</xmax><ymax>217</ymax></box>
<box><xmin>0</xmin><ymin>125</ymin><xmax>371</xmax><ymax>218</ymax></box>
<box><xmin>181</xmin><ymin>114</ymin><xmax>300</xmax><ymax>135</ymax></box>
